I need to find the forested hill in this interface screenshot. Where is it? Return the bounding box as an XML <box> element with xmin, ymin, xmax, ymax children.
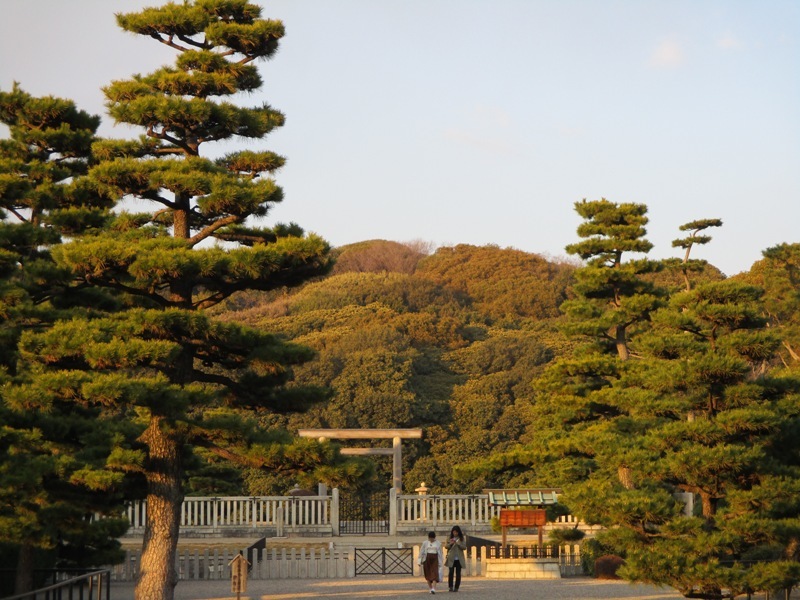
<box><xmin>215</xmin><ymin>239</ymin><xmax>727</xmax><ymax>494</ymax></box>
<box><xmin>213</xmin><ymin>241</ymin><xmax>574</xmax><ymax>493</ymax></box>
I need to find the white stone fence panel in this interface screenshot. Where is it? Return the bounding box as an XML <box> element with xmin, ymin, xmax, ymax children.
<box><xmin>125</xmin><ymin>494</ymin><xmax>332</xmax><ymax>536</ymax></box>
<box><xmin>121</xmin><ymin>490</ymin><xmax>597</xmax><ymax>537</ymax></box>
<box><xmin>109</xmin><ymin>543</ymin><xmax>582</xmax><ymax>581</ymax></box>
<box><xmin>110</xmin><ymin>546</ymin><xmax>354</xmax><ymax>581</ymax></box>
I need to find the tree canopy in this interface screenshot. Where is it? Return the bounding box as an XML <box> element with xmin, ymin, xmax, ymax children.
<box><xmin>4</xmin><ymin>5</ymin><xmax>800</xmax><ymax>598</ymax></box>
<box><xmin>455</xmin><ymin>201</ymin><xmax>800</xmax><ymax>599</ymax></box>
<box><xmin>0</xmin><ymin>85</ymin><xmax>131</xmax><ymax>596</ymax></box>
<box><xmin>2</xmin><ymin>2</ymin><xmax>338</xmax><ymax>599</ymax></box>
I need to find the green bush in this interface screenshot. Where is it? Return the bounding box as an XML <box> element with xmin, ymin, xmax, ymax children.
<box><xmin>595</xmin><ymin>555</ymin><xmax>624</xmax><ymax>580</ymax></box>
<box><xmin>548</xmin><ymin>527</ymin><xmax>586</xmax><ymax>545</ymax></box>
<box><xmin>580</xmin><ymin>538</ymin><xmax>604</xmax><ymax>576</ymax></box>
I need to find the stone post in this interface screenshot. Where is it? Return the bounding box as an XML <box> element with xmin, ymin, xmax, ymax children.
<box><xmin>392</xmin><ymin>436</ymin><xmax>402</xmax><ymax>491</ymax></box>
<box><xmin>331</xmin><ymin>487</ymin><xmax>340</xmax><ymax>536</ymax></box>
<box><xmin>389</xmin><ymin>486</ymin><xmax>398</xmax><ymax>536</ymax></box>
<box><xmin>415</xmin><ymin>482</ymin><xmax>429</xmax><ymax>521</ymax></box>
<box><xmin>276</xmin><ymin>506</ymin><xmax>284</xmax><ymax>537</ymax></box>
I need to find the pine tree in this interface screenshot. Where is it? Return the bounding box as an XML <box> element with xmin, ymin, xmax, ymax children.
<box><xmin>556</xmin><ymin>219</ymin><xmax>800</xmax><ymax>598</ymax></box>
<box><xmin>745</xmin><ymin>243</ymin><xmax>800</xmax><ymax>371</ymax></box>
<box><xmin>562</xmin><ymin>198</ymin><xmax>662</xmax><ymax>360</ymax></box>
<box><xmin>667</xmin><ymin>218</ymin><xmax>723</xmax><ymax>291</ymax></box>
<box><xmin>10</xmin><ymin>3</ymin><xmax>334</xmax><ymax>599</ymax></box>
<box><xmin>0</xmin><ymin>86</ymin><xmax>128</xmax><ymax>595</ymax></box>
<box><xmin>0</xmin><ymin>84</ymin><xmax>115</xmax><ymax>369</ymax></box>
<box><xmin>588</xmin><ymin>279</ymin><xmax>800</xmax><ymax>599</ymax></box>
<box><xmin>459</xmin><ymin>205</ymin><xmax>800</xmax><ymax>597</ymax></box>
<box><xmin>550</xmin><ymin>199</ymin><xmax>663</xmax><ymax>488</ymax></box>
<box><xmin>454</xmin><ymin>200</ymin><xmax>663</xmax><ymax>489</ymax></box>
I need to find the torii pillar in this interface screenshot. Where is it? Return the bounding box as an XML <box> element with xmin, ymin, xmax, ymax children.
<box><xmin>297</xmin><ymin>428</ymin><xmax>423</xmax><ymax>492</ymax></box>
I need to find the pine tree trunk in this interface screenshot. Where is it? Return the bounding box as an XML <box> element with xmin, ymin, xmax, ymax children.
<box><xmin>700</xmin><ymin>492</ymin><xmax>716</xmax><ymax>518</ymax></box>
<box><xmin>173</xmin><ymin>192</ymin><xmax>190</xmax><ymax>240</ymax></box>
<box><xmin>14</xmin><ymin>543</ymin><xmax>35</xmax><ymax>595</ymax></box>
<box><xmin>615</xmin><ymin>325</ymin><xmax>629</xmax><ymax>361</ymax></box>
<box><xmin>135</xmin><ymin>417</ymin><xmax>183</xmax><ymax>600</ymax></box>
<box><xmin>617</xmin><ymin>465</ymin><xmax>635</xmax><ymax>490</ymax></box>
<box><xmin>783</xmin><ymin>341</ymin><xmax>800</xmax><ymax>362</ymax></box>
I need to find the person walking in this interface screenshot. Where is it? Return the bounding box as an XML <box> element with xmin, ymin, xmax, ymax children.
<box><xmin>445</xmin><ymin>526</ymin><xmax>467</xmax><ymax>592</ymax></box>
<box><xmin>419</xmin><ymin>531</ymin><xmax>444</xmax><ymax>594</ymax></box>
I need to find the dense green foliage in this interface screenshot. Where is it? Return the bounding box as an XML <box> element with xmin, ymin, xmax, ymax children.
<box><xmin>739</xmin><ymin>243</ymin><xmax>800</xmax><ymax>372</ymax></box>
<box><xmin>0</xmin><ymin>86</ymin><xmax>129</xmax><ymax>596</ymax></box>
<box><xmin>218</xmin><ymin>242</ymin><xmax>577</xmax><ymax>493</ymax></box>
<box><xmin>451</xmin><ymin>201</ymin><xmax>800</xmax><ymax>599</ymax></box>
<box><xmin>2</xmin><ymin>4</ymin><xmax>799</xmax><ymax>599</ymax></box>
<box><xmin>1</xmin><ymin>3</ymin><xmax>342</xmax><ymax>599</ymax></box>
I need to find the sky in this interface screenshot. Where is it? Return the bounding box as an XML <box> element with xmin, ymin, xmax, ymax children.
<box><xmin>1</xmin><ymin>0</ymin><xmax>798</xmax><ymax>276</ymax></box>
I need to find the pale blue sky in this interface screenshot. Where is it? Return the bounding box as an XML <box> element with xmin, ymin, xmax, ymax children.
<box><xmin>1</xmin><ymin>0</ymin><xmax>798</xmax><ymax>276</ymax></box>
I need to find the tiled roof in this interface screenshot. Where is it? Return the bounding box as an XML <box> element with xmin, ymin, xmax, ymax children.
<box><xmin>484</xmin><ymin>489</ymin><xmax>560</xmax><ymax>506</ymax></box>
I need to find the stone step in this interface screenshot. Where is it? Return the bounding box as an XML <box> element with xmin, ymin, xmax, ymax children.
<box><xmin>484</xmin><ymin>558</ymin><xmax>561</xmax><ymax>580</ymax></box>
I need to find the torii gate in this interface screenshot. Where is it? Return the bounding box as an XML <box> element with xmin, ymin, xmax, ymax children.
<box><xmin>297</xmin><ymin>428</ymin><xmax>422</xmax><ymax>492</ymax></box>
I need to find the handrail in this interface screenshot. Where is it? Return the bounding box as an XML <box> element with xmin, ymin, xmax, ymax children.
<box><xmin>1</xmin><ymin>569</ymin><xmax>110</xmax><ymax>600</ymax></box>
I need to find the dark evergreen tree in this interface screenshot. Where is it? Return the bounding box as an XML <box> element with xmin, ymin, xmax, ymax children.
<box><xmin>6</xmin><ymin>3</ymin><xmax>334</xmax><ymax>599</ymax></box>
<box><xmin>580</xmin><ymin>279</ymin><xmax>800</xmax><ymax>599</ymax></box>
<box><xmin>0</xmin><ymin>86</ymin><xmax>127</xmax><ymax>596</ymax></box>
<box><xmin>744</xmin><ymin>243</ymin><xmax>800</xmax><ymax>371</ymax></box>
<box><xmin>667</xmin><ymin>218</ymin><xmax>723</xmax><ymax>291</ymax></box>
<box><xmin>459</xmin><ymin>206</ymin><xmax>800</xmax><ymax>598</ymax></box>
<box><xmin>455</xmin><ymin>200</ymin><xmax>662</xmax><ymax>489</ymax></box>
<box><xmin>561</xmin><ymin>198</ymin><xmax>662</xmax><ymax>360</ymax></box>
<box><xmin>539</xmin><ymin>213</ymin><xmax>800</xmax><ymax>598</ymax></box>
<box><xmin>530</xmin><ymin>200</ymin><xmax>663</xmax><ymax>489</ymax></box>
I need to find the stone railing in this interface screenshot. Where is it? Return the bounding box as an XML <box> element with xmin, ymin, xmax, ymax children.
<box><xmin>109</xmin><ymin>543</ymin><xmax>583</xmax><ymax>581</ymax></box>
<box><xmin>125</xmin><ymin>493</ymin><xmax>333</xmax><ymax>537</ymax></box>
<box><xmin>394</xmin><ymin>491</ymin><xmax>499</xmax><ymax>533</ymax></box>
<box><xmin>111</xmin><ymin>545</ymin><xmax>354</xmax><ymax>581</ymax></box>
<box><xmin>122</xmin><ymin>490</ymin><xmax>597</xmax><ymax>537</ymax></box>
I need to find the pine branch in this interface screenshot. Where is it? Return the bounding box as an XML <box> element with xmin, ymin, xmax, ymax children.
<box><xmin>198</xmin><ymin>441</ymin><xmax>264</xmax><ymax>468</ymax></box>
<box><xmin>85</xmin><ymin>278</ymin><xmax>173</xmax><ymax>307</ymax></box>
<box><xmin>186</xmin><ymin>427</ymin><xmax>287</xmax><ymax>471</ymax></box>
<box><xmin>176</xmin><ymin>34</ymin><xmax>211</xmax><ymax>50</ymax></box>
<box><xmin>189</xmin><ymin>215</ymin><xmax>242</xmax><ymax>246</ymax></box>
<box><xmin>6</xmin><ymin>207</ymin><xmax>29</xmax><ymax>223</ymax></box>
<box><xmin>145</xmin><ymin>125</ymin><xmax>186</xmax><ymax>153</ymax></box>
<box><xmin>142</xmin><ymin>190</ymin><xmax>178</xmax><ymax>209</ymax></box>
<box><xmin>150</xmin><ymin>33</ymin><xmax>190</xmax><ymax>53</ymax></box>
<box><xmin>783</xmin><ymin>340</ymin><xmax>800</xmax><ymax>362</ymax></box>
<box><xmin>190</xmin><ymin>369</ymin><xmax>240</xmax><ymax>390</ymax></box>
<box><xmin>152</xmin><ymin>207</ymin><xmax>172</xmax><ymax>220</ymax></box>
<box><xmin>154</xmin><ymin>146</ymin><xmax>185</xmax><ymax>156</ymax></box>
<box><xmin>193</xmin><ymin>288</ymin><xmax>237</xmax><ymax>311</ymax></box>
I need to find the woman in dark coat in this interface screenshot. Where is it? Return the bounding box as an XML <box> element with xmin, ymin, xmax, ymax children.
<box><xmin>445</xmin><ymin>525</ymin><xmax>467</xmax><ymax>592</ymax></box>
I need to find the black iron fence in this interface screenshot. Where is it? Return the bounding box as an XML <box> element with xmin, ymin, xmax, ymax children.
<box><xmin>1</xmin><ymin>569</ymin><xmax>111</xmax><ymax>600</ymax></box>
<box><xmin>340</xmin><ymin>491</ymin><xmax>390</xmax><ymax>535</ymax></box>
<box><xmin>354</xmin><ymin>548</ymin><xmax>414</xmax><ymax>576</ymax></box>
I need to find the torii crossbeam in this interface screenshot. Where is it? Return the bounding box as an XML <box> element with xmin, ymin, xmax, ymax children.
<box><xmin>297</xmin><ymin>428</ymin><xmax>423</xmax><ymax>491</ymax></box>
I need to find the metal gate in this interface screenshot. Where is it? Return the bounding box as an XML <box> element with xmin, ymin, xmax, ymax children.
<box><xmin>340</xmin><ymin>491</ymin><xmax>389</xmax><ymax>535</ymax></box>
<box><xmin>355</xmin><ymin>548</ymin><xmax>413</xmax><ymax>576</ymax></box>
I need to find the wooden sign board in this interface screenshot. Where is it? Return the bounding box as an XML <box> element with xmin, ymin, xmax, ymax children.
<box><xmin>230</xmin><ymin>553</ymin><xmax>250</xmax><ymax>594</ymax></box>
<box><xmin>499</xmin><ymin>508</ymin><xmax>546</xmax><ymax>527</ymax></box>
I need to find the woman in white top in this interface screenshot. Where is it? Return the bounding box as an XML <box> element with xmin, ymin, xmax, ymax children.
<box><xmin>419</xmin><ymin>531</ymin><xmax>444</xmax><ymax>594</ymax></box>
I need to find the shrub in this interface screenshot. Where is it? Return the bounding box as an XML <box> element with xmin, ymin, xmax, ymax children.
<box><xmin>595</xmin><ymin>555</ymin><xmax>625</xmax><ymax>580</ymax></box>
<box><xmin>548</xmin><ymin>527</ymin><xmax>586</xmax><ymax>545</ymax></box>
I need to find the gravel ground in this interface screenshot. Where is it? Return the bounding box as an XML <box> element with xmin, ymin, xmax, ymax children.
<box><xmin>110</xmin><ymin>575</ymin><xmax>691</xmax><ymax>599</ymax></box>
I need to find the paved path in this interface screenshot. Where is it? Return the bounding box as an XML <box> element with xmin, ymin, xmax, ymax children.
<box><xmin>111</xmin><ymin>576</ymin><xmax>689</xmax><ymax>600</ymax></box>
